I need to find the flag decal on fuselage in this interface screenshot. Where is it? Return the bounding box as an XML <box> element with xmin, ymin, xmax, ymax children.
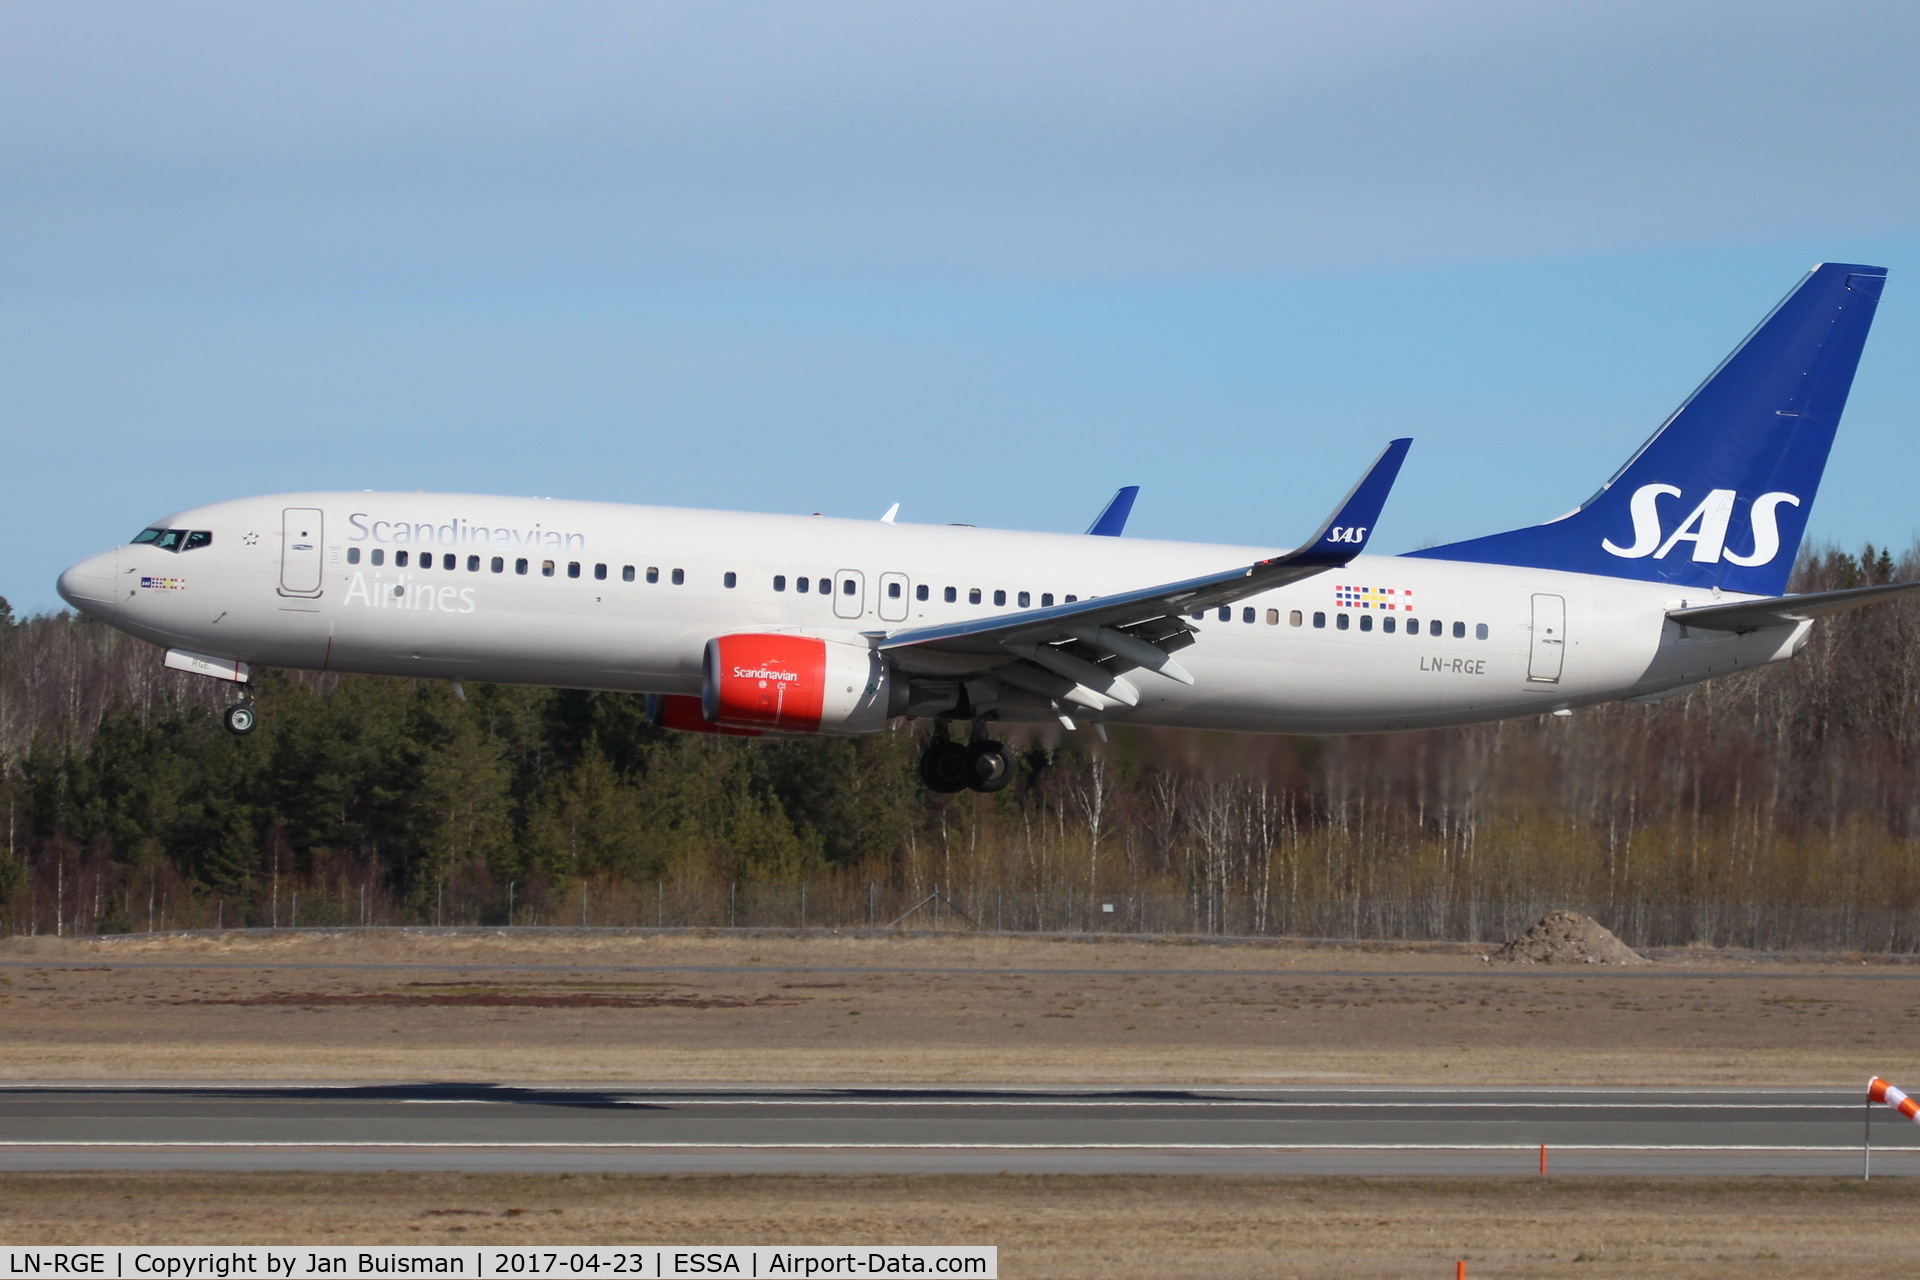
<box><xmin>1333</xmin><ymin>584</ymin><xmax>1410</xmax><ymax>610</ymax></box>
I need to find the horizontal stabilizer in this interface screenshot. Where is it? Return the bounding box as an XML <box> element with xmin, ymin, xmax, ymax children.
<box><xmin>1668</xmin><ymin>581</ymin><xmax>1920</xmax><ymax>633</ymax></box>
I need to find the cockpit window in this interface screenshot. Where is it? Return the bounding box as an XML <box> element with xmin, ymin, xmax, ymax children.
<box><xmin>134</xmin><ymin>528</ymin><xmax>210</xmax><ymax>552</ymax></box>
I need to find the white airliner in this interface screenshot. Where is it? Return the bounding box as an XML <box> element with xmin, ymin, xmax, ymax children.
<box><xmin>57</xmin><ymin>263</ymin><xmax>1916</xmax><ymax>792</ymax></box>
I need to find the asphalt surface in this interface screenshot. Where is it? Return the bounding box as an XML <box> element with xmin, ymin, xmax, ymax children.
<box><xmin>1</xmin><ymin>1083</ymin><xmax>1915</xmax><ymax>1175</ymax></box>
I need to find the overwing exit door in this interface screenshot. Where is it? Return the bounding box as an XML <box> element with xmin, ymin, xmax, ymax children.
<box><xmin>279</xmin><ymin>508</ymin><xmax>324</xmax><ymax>597</ymax></box>
<box><xmin>878</xmin><ymin>572</ymin><xmax>910</xmax><ymax>622</ymax></box>
<box><xmin>1528</xmin><ymin>593</ymin><xmax>1565</xmax><ymax>682</ymax></box>
<box><xmin>833</xmin><ymin>569</ymin><xmax>866</xmax><ymax>620</ymax></box>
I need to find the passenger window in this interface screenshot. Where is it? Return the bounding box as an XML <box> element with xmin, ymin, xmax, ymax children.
<box><xmin>916</xmin><ymin>584</ymin><xmax>929</xmax><ymax>601</ymax></box>
<box><xmin>622</xmin><ymin>565</ymin><xmax>635</xmax><ymax>582</ymax></box>
<box><xmin>1243</xmin><ymin>607</ymin><xmax>1255</xmax><ymax>623</ymax></box>
<box><xmin>443</xmin><ymin>554</ymin><xmax>456</xmax><ymax>570</ymax></box>
<box><xmin>371</xmin><ymin>549</ymin><xmax>385</xmax><ymax>566</ymax></box>
<box><xmin>842</xmin><ymin>578</ymin><xmax>856</xmax><ymax>595</ymax></box>
<box><xmin>1313</xmin><ymin>611</ymin><xmax>1326</xmax><ymax>628</ymax></box>
<box><xmin>889</xmin><ymin>582</ymin><xmax>902</xmax><ymax>599</ymax></box>
<box><xmin>1360</xmin><ymin>614</ymin><xmax>1373</xmax><ymax>632</ymax></box>
<box><xmin>797</xmin><ymin>577</ymin><xmax>810</xmax><ymax>593</ymax></box>
<box><xmin>725</xmin><ymin>571</ymin><xmax>737</xmax><ymax>588</ymax></box>
<box><xmin>1286</xmin><ymin>610</ymin><xmax>1299</xmax><ymax>626</ymax></box>
<box><xmin>646</xmin><ymin>566</ymin><xmax>659</xmax><ymax>584</ymax></box>
<box><xmin>1429</xmin><ymin>618</ymin><xmax>1442</xmax><ymax>637</ymax></box>
<box><xmin>515</xmin><ymin>558</ymin><xmax>528</xmax><ymax>575</ymax></box>
<box><xmin>1383</xmin><ymin>616</ymin><xmax>1396</xmax><ymax>634</ymax></box>
<box><xmin>774</xmin><ymin>575</ymin><xmax>787</xmax><ymax>592</ymax></box>
<box><xmin>594</xmin><ymin>563</ymin><xmax>607</xmax><ymax>581</ymax></box>
<box><xmin>542</xmin><ymin>560</ymin><xmax>556</xmax><ymax>577</ymax></box>
<box><xmin>183</xmin><ymin>531</ymin><xmax>212</xmax><ymax>551</ymax></box>
<box><xmin>994</xmin><ymin>590</ymin><xmax>1007</xmax><ymax>606</ymax></box>
<box><xmin>492</xmin><ymin>557</ymin><xmax>505</xmax><ymax>573</ymax></box>
<box><xmin>1065</xmin><ymin>594</ymin><xmax>1077</xmax><ymax>603</ymax></box>
<box><xmin>1042</xmin><ymin>593</ymin><xmax>1054</xmax><ymax>607</ymax></box>
<box><xmin>1017</xmin><ymin>591</ymin><xmax>1030</xmax><ymax>607</ymax></box>
<box><xmin>1217</xmin><ymin>606</ymin><xmax>1230</xmax><ymax>622</ymax></box>
<box><xmin>1453</xmin><ymin>621</ymin><xmax>1465</xmax><ymax>638</ymax></box>
<box><xmin>969</xmin><ymin>588</ymin><xmax>982</xmax><ymax>604</ymax></box>
<box><xmin>1191</xmin><ymin>611</ymin><xmax>1205</xmax><ymax>621</ymax></box>
<box><xmin>672</xmin><ymin>568</ymin><xmax>685</xmax><ymax>585</ymax></box>
<box><xmin>945</xmin><ymin>587</ymin><xmax>957</xmax><ymax>602</ymax></box>
<box><xmin>1337</xmin><ymin>613</ymin><xmax>1350</xmax><ymax>630</ymax></box>
<box><xmin>1476</xmin><ymin>622</ymin><xmax>1489</xmax><ymax>639</ymax></box>
<box><xmin>396</xmin><ymin>550</ymin><xmax>410</xmax><ymax>568</ymax></box>
<box><xmin>567</xmin><ymin>561</ymin><xmax>580</xmax><ymax>579</ymax></box>
<box><xmin>468</xmin><ymin>555</ymin><xmax>480</xmax><ymax>572</ymax></box>
<box><xmin>347</xmin><ymin>547</ymin><xmax>361</xmax><ymax>565</ymax></box>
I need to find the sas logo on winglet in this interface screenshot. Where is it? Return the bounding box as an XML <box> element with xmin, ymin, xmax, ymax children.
<box><xmin>1324</xmin><ymin>526</ymin><xmax>1370</xmax><ymax>545</ymax></box>
<box><xmin>1601</xmin><ymin>485</ymin><xmax>1800</xmax><ymax>566</ymax></box>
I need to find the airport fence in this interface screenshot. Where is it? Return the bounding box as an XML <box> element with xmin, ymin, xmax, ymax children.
<box><xmin>12</xmin><ymin>872</ymin><xmax>1920</xmax><ymax>955</ymax></box>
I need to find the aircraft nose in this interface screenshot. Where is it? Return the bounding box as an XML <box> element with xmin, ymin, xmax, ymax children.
<box><xmin>57</xmin><ymin>550</ymin><xmax>118</xmax><ymax>617</ymax></box>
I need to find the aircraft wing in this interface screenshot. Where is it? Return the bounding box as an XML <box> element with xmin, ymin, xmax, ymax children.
<box><xmin>1668</xmin><ymin>580</ymin><xmax>1920</xmax><ymax>633</ymax></box>
<box><xmin>879</xmin><ymin>439</ymin><xmax>1410</xmax><ymax>712</ymax></box>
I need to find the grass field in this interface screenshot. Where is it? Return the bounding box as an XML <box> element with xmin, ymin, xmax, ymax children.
<box><xmin>1</xmin><ymin>928</ymin><xmax>1917</xmax><ymax>1085</ymax></box>
<box><xmin>8</xmin><ymin>928</ymin><xmax>1920</xmax><ymax>1273</ymax></box>
<box><xmin>4</xmin><ymin>1172</ymin><xmax>1919</xmax><ymax>1278</ymax></box>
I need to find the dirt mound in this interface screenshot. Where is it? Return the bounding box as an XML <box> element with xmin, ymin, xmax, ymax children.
<box><xmin>1491</xmin><ymin>911</ymin><xmax>1650</xmax><ymax>965</ymax></box>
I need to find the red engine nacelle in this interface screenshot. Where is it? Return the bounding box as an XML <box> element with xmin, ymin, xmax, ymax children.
<box><xmin>646</xmin><ymin>693</ymin><xmax>762</xmax><ymax>737</ymax></box>
<box><xmin>700</xmin><ymin>633</ymin><xmax>898</xmax><ymax>735</ymax></box>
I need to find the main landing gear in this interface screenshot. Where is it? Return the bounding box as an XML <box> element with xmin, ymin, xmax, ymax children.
<box><xmin>919</xmin><ymin>732</ymin><xmax>1017</xmax><ymax>794</ymax></box>
<box><xmin>222</xmin><ymin>702</ymin><xmax>258</xmax><ymax>736</ymax></box>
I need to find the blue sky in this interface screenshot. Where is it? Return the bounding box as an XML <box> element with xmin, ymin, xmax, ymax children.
<box><xmin>5</xmin><ymin>1</ymin><xmax>1918</xmax><ymax>613</ymax></box>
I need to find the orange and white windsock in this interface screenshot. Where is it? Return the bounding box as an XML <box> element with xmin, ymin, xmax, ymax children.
<box><xmin>1869</xmin><ymin>1078</ymin><xmax>1920</xmax><ymax>1123</ymax></box>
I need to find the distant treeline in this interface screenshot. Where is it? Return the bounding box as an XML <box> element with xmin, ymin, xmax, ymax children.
<box><xmin>3</xmin><ymin>543</ymin><xmax>1919</xmax><ymax>951</ymax></box>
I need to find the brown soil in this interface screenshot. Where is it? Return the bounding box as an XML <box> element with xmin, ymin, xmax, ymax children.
<box><xmin>3</xmin><ymin>1172</ymin><xmax>1919</xmax><ymax>1278</ymax></box>
<box><xmin>1493</xmin><ymin>910</ymin><xmax>1650</xmax><ymax>965</ymax></box>
<box><xmin>2</xmin><ymin>928</ymin><xmax>1918</xmax><ymax>1085</ymax></box>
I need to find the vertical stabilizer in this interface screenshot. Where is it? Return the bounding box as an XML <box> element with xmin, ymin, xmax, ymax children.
<box><xmin>1408</xmin><ymin>263</ymin><xmax>1887</xmax><ymax>596</ymax></box>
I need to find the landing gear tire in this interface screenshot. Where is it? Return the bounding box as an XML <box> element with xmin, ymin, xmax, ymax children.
<box><xmin>919</xmin><ymin>740</ymin><xmax>972</xmax><ymax>793</ymax></box>
<box><xmin>965</xmin><ymin>740</ymin><xmax>1016</xmax><ymax>793</ymax></box>
<box><xmin>222</xmin><ymin>703</ymin><xmax>258</xmax><ymax>736</ymax></box>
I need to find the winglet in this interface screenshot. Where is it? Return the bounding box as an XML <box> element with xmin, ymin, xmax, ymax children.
<box><xmin>1282</xmin><ymin>438</ymin><xmax>1411</xmax><ymax>567</ymax></box>
<box><xmin>1085</xmin><ymin>486</ymin><xmax>1140</xmax><ymax>536</ymax></box>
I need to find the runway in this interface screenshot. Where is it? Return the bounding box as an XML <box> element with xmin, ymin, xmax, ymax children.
<box><xmin>1</xmin><ymin>1083</ymin><xmax>1914</xmax><ymax>1175</ymax></box>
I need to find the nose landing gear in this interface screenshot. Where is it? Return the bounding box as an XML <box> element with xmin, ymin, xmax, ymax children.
<box><xmin>919</xmin><ymin>732</ymin><xmax>1016</xmax><ymax>794</ymax></box>
<box><xmin>222</xmin><ymin>702</ymin><xmax>258</xmax><ymax>736</ymax></box>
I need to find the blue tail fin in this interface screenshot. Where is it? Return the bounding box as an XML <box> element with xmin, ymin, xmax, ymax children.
<box><xmin>1407</xmin><ymin>263</ymin><xmax>1887</xmax><ymax>596</ymax></box>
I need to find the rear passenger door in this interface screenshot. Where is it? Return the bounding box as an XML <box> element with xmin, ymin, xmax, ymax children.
<box><xmin>1528</xmin><ymin>593</ymin><xmax>1565</xmax><ymax>682</ymax></box>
